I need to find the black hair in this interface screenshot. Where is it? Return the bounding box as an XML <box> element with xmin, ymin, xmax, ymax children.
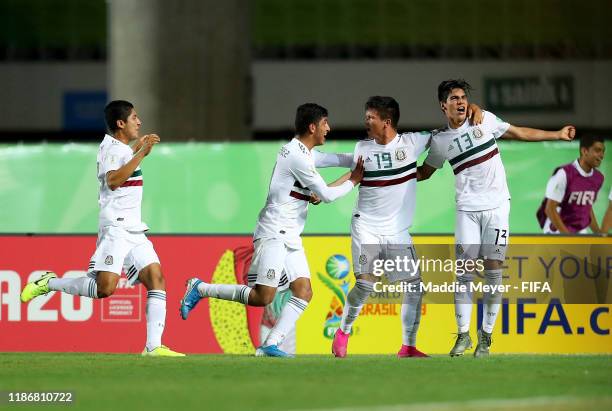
<box><xmin>438</xmin><ymin>79</ymin><xmax>473</xmax><ymax>102</ymax></box>
<box><xmin>295</xmin><ymin>103</ymin><xmax>328</xmax><ymax>135</ymax></box>
<box><xmin>365</xmin><ymin>96</ymin><xmax>400</xmax><ymax>128</ymax></box>
<box><xmin>104</xmin><ymin>100</ymin><xmax>134</xmax><ymax>133</ymax></box>
<box><xmin>579</xmin><ymin>135</ymin><xmax>605</xmax><ymax>150</ymax></box>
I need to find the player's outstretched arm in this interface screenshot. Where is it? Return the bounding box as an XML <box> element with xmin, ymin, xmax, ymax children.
<box><xmin>107</xmin><ymin>135</ymin><xmax>159</xmax><ymax>190</ymax></box>
<box><xmin>304</xmin><ymin>157</ymin><xmax>363</xmax><ymax>203</ymax></box>
<box><xmin>544</xmin><ymin>199</ymin><xmax>570</xmax><ymax>234</ymax></box>
<box><xmin>313</xmin><ymin>151</ymin><xmax>353</xmax><ymax>168</ymax></box>
<box><xmin>417</xmin><ymin>163</ymin><xmax>437</xmax><ymax>181</ymax></box>
<box><xmin>501</xmin><ymin>125</ymin><xmax>576</xmax><ymax>142</ymax></box>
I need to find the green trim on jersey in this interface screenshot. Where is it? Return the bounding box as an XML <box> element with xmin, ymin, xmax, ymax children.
<box><xmin>364</xmin><ymin>161</ymin><xmax>417</xmax><ymax>178</ymax></box>
<box><xmin>130</xmin><ymin>170</ymin><xmax>142</xmax><ymax>178</ymax></box>
<box><xmin>449</xmin><ymin>138</ymin><xmax>496</xmax><ymax>166</ymax></box>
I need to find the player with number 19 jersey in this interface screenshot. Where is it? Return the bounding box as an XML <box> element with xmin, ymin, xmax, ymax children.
<box><xmin>353</xmin><ymin>131</ymin><xmax>431</xmax><ymax>233</ymax></box>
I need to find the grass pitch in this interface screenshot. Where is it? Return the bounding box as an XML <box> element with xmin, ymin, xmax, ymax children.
<box><xmin>1</xmin><ymin>354</ymin><xmax>611</xmax><ymax>411</ymax></box>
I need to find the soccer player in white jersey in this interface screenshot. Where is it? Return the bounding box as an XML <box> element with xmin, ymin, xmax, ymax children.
<box><xmin>418</xmin><ymin>79</ymin><xmax>575</xmax><ymax>357</ymax></box>
<box><xmin>180</xmin><ymin>103</ymin><xmax>364</xmax><ymax>357</ymax></box>
<box><xmin>332</xmin><ymin>96</ymin><xmax>481</xmax><ymax>358</ymax></box>
<box><xmin>20</xmin><ymin>100</ymin><xmax>184</xmax><ymax>356</ymax></box>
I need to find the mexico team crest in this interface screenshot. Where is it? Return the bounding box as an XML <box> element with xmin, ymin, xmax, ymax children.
<box><xmin>395</xmin><ymin>148</ymin><xmax>406</xmax><ymax>161</ymax></box>
<box><xmin>266</xmin><ymin>269</ymin><xmax>275</xmax><ymax>280</ymax></box>
<box><xmin>105</xmin><ymin>255</ymin><xmax>113</xmax><ymax>265</ymax></box>
<box><xmin>473</xmin><ymin>127</ymin><xmax>484</xmax><ymax>139</ymax></box>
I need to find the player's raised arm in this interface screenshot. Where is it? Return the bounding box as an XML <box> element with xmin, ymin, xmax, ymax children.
<box><xmin>295</xmin><ymin>157</ymin><xmax>363</xmax><ymax>203</ymax></box>
<box><xmin>501</xmin><ymin>125</ymin><xmax>576</xmax><ymax>142</ymax></box>
<box><xmin>106</xmin><ymin>134</ymin><xmax>159</xmax><ymax>190</ymax></box>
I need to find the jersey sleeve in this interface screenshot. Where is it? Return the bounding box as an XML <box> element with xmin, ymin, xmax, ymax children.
<box><xmin>424</xmin><ymin>135</ymin><xmax>445</xmax><ymax>169</ymax></box>
<box><xmin>406</xmin><ymin>131</ymin><xmax>432</xmax><ymax>157</ymax></box>
<box><xmin>99</xmin><ymin>144</ymin><xmax>130</xmax><ymax>176</ymax></box>
<box><xmin>483</xmin><ymin>111</ymin><xmax>511</xmax><ymax>139</ymax></box>
<box><xmin>290</xmin><ymin>154</ymin><xmax>354</xmax><ymax>203</ymax></box>
<box><xmin>545</xmin><ymin>168</ymin><xmax>567</xmax><ymax>203</ymax></box>
<box><xmin>312</xmin><ymin>150</ymin><xmax>353</xmax><ymax>168</ymax></box>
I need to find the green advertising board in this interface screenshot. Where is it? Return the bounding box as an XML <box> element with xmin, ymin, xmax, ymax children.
<box><xmin>0</xmin><ymin>141</ymin><xmax>609</xmax><ymax>234</ymax></box>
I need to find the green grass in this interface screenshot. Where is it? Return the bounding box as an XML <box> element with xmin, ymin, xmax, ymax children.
<box><xmin>1</xmin><ymin>354</ymin><xmax>611</xmax><ymax>411</ymax></box>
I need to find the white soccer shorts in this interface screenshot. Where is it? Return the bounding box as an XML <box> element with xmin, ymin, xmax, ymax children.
<box><xmin>455</xmin><ymin>200</ymin><xmax>510</xmax><ymax>261</ymax></box>
<box><xmin>247</xmin><ymin>237</ymin><xmax>310</xmax><ymax>291</ymax></box>
<box><xmin>87</xmin><ymin>225</ymin><xmax>160</xmax><ymax>285</ymax></box>
<box><xmin>351</xmin><ymin>223</ymin><xmax>419</xmax><ymax>282</ymax></box>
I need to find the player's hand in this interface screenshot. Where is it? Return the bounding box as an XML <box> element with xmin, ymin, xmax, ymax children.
<box><xmin>558</xmin><ymin>126</ymin><xmax>576</xmax><ymax>141</ymax></box>
<box><xmin>467</xmin><ymin>103</ymin><xmax>483</xmax><ymax>125</ymax></box>
<box><xmin>349</xmin><ymin>156</ymin><xmax>364</xmax><ymax>185</ymax></box>
<box><xmin>140</xmin><ymin>134</ymin><xmax>160</xmax><ymax>156</ymax></box>
<box><xmin>309</xmin><ymin>193</ymin><xmax>321</xmax><ymax>205</ymax></box>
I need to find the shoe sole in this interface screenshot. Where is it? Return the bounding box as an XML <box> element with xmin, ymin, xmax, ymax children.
<box><xmin>450</xmin><ymin>343</ymin><xmax>473</xmax><ymax>357</ymax></box>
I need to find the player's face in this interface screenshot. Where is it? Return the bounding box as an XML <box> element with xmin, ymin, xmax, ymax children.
<box><xmin>121</xmin><ymin>109</ymin><xmax>142</xmax><ymax>141</ymax></box>
<box><xmin>442</xmin><ymin>88</ymin><xmax>468</xmax><ymax>124</ymax></box>
<box><xmin>365</xmin><ymin>109</ymin><xmax>388</xmax><ymax>139</ymax></box>
<box><xmin>582</xmin><ymin>142</ymin><xmax>605</xmax><ymax>168</ymax></box>
<box><xmin>313</xmin><ymin>117</ymin><xmax>330</xmax><ymax>146</ymax></box>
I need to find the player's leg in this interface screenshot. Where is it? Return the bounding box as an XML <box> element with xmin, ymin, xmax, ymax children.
<box><xmin>180</xmin><ymin>238</ymin><xmax>282</xmax><ymax>320</ymax></box>
<box><xmin>333</xmin><ymin>224</ymin><xmax>377</xmax><ymax>357</ymax></box>
<box><xmin>257</xmin><ymin>248</ymin><xmax>311</xmax><ymax>357</ymax></box>
<box><xmin>475</xmin><ymin>200</ymin><xmax>510</xmax><ymax>357</ymax></box>
<box><xmin>20</xmin><ymin>227</ymin><xmax>123</xmax><ymax>302</ymax></box>
<box><xmin>384</xmin><ymin>233</ymin><xmax>428</xmax><ymax>358</ymax></box>
<box><xmin>129</xmin><ymin>236</ymin><xmax>183</xmax><ymax>357</ymax></box>
<box><xmin>451</xmin><ymin>211</ymin><xmax>481</xmax><ymax>356</ymax></box>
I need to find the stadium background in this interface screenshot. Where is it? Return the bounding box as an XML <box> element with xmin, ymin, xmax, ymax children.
<box><xmin>1</xmin><ymin>0</ymin><xmax>612</xmax><ymax>397</ymax></box>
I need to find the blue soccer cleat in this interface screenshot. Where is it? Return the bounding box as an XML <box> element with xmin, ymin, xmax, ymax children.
<box><xmin>255</xmin><ymin>345</ymin><xmax>294</xmax><ymax>358</ymax></box>
<box><xmin>180</xmin><ymin>278</ymin><xmax>203</xmax><ymax>320</ymax></box>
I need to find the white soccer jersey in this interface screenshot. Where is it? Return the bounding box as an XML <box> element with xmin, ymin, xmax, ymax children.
<box><xmin>425</xmin><ymin>111</ymin><xmax>511</xmax><ymax>212</ymax></box>
<box><xmin>97</xmin><ymin>134</ymin><xmax>148</xmax><ymax>231</ymax></box>
<box><xmin>352</xmin><ymin>132</ymin><xmax>431</xmax><ymax>233</ymax></box>
<box><xmin>253</xmin><ymin>138</ymin><xmax>354</xmax><ymax>248</ymax></box>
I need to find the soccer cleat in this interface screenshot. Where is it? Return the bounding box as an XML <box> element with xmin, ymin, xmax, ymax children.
<box><xmin>332</xmin><ymin>328</ymin><xmax>350</xmax><ymax>358</ymax></box>
<box><xmin>255</xmin><ymin>345</ymin><xmax>293</xmax><ymax>358</ymax></box>
<box><xmin>474</xmin><ymin>329</ymin><xmax>492</xmax><ymax>358</ymax></box>
<box><xmin>397</xmin><ymin>344</ymin><xmax>429</xmax><ymax>358</ymax></box>
<box><xmin>180</xmin><ymin>278</ymin><xmax>203</xmax><ymax>320</ymax></box>
<box><xmin>20</xmin><ymin>271</ymin><xmax>57</xmax><ymax>303</ymax></box>
<box><xmin>141</xmin><ymin>345</ymin><xmax>185</xmax><ymax>357</ymax></box>
<box><xmin>449</xmin><ymin>332</ymin><xmax>473</xmax><ymax>357</ymax></box>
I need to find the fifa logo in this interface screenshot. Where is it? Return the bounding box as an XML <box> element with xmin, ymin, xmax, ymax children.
<box><xmin>568</xmin><ymin>191</ymin><xmax>595</xmax><ymax>206</ymax></box>
<box><xmin>317</xmin><ymin>254</ymin><xmax>351</xmax><ymax>339</ymax></box>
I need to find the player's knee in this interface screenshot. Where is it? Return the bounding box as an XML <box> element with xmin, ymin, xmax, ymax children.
<box><xmin>97</xmin><ymin>285</ymin><xmax>115</xmax><ymax>298</ymax></box>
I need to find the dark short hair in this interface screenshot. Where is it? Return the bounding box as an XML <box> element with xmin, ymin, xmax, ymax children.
<box><xmin>295</xmin><ymin>103</ymin><xmax>328</xmax><ymax>135</ymax></box>
<box><xmin>579</xmin><ymin>135</ymin><xmax>605</xmax><ymax>150</ymax></box>
<box><xmin>104</xmin><ymin>100</ymin><xmax>134</xmax><ymax>133</ymax></box>
<box><xmin>365</xmin><ymin>96</ymin><xmax>400</xmax><ymax>128</ymax></box>
<box><xmin>438</xmin><ymin>79</ymin><xmax>473</xmax><ymax>102</ymax></box>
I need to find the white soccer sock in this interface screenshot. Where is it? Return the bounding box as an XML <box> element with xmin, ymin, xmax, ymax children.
<box><xmin>454</xmin><ymin>272</ymin><xmax>474</xmax><ymax>333</ymax></box>
<box><xmin>482</xmin><ymin>269</ymin><xmax>503</xmax><ymax>334</ymax></box>
<box><xmin>340</xmin><ymin>279</ymin><xmax>374</xmax><ymax>334</ymax></box>
<box><xmin>401</xmin><ymin>281</ymin><xmax>423</xmax><ymax>346</ymax></box>
<box><xmin>146</xmin><ymin>290</ymin><xmax>166</xmax><ymax>351</ymax></box>
<box><xmin>263</xmin><ymin>296</ymin><xmax>308</xmax><ymax>347</ymax></box>
<box><xmin>197</xmin><ymin>283</ymin><xmax>251</xmax><ymax>305</ymax></box>
<box><xmin>48</xmin><ymin>276</ymin><xmax>98</xmax><ymax>298</ymax></box>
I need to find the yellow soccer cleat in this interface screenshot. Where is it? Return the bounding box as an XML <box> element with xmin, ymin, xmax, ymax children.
<box><xmin>20</xmin><ymin>271</ymin><xmax>57</xmax><ymax>303</ymax></box>
<box><xmin>141</xmin><ymin>345</ymin><xmax>186</xmax><ymax>357</ymax></box>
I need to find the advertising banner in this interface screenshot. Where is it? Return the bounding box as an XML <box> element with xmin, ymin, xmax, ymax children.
<box><xmin>1</xmin><ymin>235</ymin><xmax>610</xmax><ymax>354</ymax></box>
